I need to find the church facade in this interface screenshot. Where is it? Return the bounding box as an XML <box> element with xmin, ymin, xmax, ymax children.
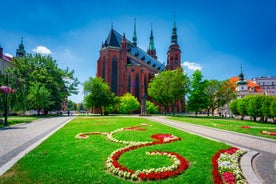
<box><xmin>96</xmin><ymin>19</ymin><xmax>182</xmax><ymax>112</ymax></box>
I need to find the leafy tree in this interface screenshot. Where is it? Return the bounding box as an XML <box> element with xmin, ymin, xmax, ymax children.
<box><xmin>261</xmin><ymin>96</ymin><xmax>272</xmax><ymax>122</ymax></box>
<box><xmin>205</xmin><ymin>80</ymin><xmax>220</xmax><ymax>116</ymax></box>
<box><xmin>236</xmin><ymin>97</ymin><xmax>249</xmax><ymax>120</ymax></box>
<box><xmin>187</xmin><ymin>70</ymin><xmax>209</xmax><ymax>116</ymax></box>
<box><xmin>6</xmin><ymin>54</ymin><xmax>79</xmax><ymax>113</ymax></box>
<box><xmin>67</xmin><ymin>100</ymin><xmax>77</xmax><ymax>111</ymax></box>
<box><xmin>247</xmin><ymin>95</ymin><xmax>264</xmax><ymax>121</ymax></box>
<box><xmin>270</xmin><ymin>96</ymin><xmax>276</xmax><ymax>123</ymax></box>
<box><xmin>118</xmin><ymin>93</ymin><xmax>140</xmax><ymax>114</ymax></box>
<box><xmin>148</xmin><ymin>68</ymin><xmax>189</xmax><ymax>115</ymax></box>
<box><xmin>229</xmin><ymin>99</ymin><xmax>239</xmax><ymax>116</ymax></box>
<box><xmin>146</xmin><ymin>100</ymin><xmax>158</xmax><ymax>114</ymax></box>
<box><xmin>27</xmin><ymin>82</ymin><xmax>53</xmax><ymax>115</ymax></box>
<box><xmin>83</xmin><ymin>77</ymin><xmax>115</xmax><ymax>115</ymax></box>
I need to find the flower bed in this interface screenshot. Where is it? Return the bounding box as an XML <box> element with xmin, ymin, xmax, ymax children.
<box><xmin>76</xmin><ymin>124</ymin><xmax>189</xmax><ymax>181</ymax></box>
<box><xmin>212</xmin><ymin>147</ymin><xmax>247</xmax><ymax>184</ymax></box>
<box><xmin>260</xmin><ymin>131</ymin><xmax>276</xmax><ymax>136</ymax></box>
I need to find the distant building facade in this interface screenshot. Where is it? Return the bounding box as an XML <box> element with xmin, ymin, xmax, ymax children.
<box><xmin>252</xmin><ymin>76</ymin><xmax>276</xmax><ymax>96</ymax></box>
<box><xmin>229</xmin><ymin>69</ymin><xmax>264</xmax><ymax>98</ymax></box>
<box><xmin>96</xmin><ymin>19</ymin><xmax>182</xmax><ymax>112</ymax></box>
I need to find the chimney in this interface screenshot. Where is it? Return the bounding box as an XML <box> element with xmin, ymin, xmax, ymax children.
<box><xmin>0</xmin><ymin>46</ymin><xmax>3</xmax><ymax>59</ymax></box>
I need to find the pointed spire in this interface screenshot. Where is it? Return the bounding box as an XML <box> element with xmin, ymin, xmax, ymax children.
<box><xmin>132</xmin><ymin>18</ymin><xmax>137</xmax><ymax>46</ymax></box>
<box><xmin>239</xmin><ymin>64</ymin><xmax>244</xmax><ymax>80</ymax></box>
<box><xmin>148</xmin><ymin>24</ymin><xmax>155</xmax><ymax>51</ymax></box>
<box><xmin>171</xmin><ymin>13</ymin><xmax>178</xmax><ymax>45</ymax></box>
<box><xmin>16</xmin><ymin>37</ymin><xmax>26</xmax><ymax>57</ymax></box>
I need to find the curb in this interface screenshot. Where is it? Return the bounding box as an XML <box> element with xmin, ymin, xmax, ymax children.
<box><xmin>240</xmin><ymin>151</ymin><xmax>263</xmax><ymax>184</ymax></box>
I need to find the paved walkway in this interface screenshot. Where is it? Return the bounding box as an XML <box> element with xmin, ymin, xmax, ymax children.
<box><xmin>144</xmin><ymin>116</ymin><xmax>276</xmax><ymax>184</ymax></box>
<box><xmin>0</xmin><ymin>116</ymin><xmax>74</xmax><ymax>175</ymax></box>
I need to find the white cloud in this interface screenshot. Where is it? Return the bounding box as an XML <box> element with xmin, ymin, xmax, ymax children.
<box><xmin>182</xmin><ymin>61</ymin><xmax>202</xmax><ymax>71</ymax></box>
<box><xmin>4</xmin><ymin>53</ymin><xmax>13</xmax><ymax>58</ymax></box>
<box><xmin>32</xmin><ymin>46</ymin><xmax>52</xmax><ymax>55</ymax></box>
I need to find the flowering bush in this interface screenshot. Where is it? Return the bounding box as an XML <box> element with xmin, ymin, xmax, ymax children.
<box><xmin>212</xmin><ymin>147</ymin><xmax>246</xmax><ymax>184</ymax></box>
<box><xmin>77</xmin><ymin>124</ymin><xmax>189</xmax><ymax>181</ymax></box>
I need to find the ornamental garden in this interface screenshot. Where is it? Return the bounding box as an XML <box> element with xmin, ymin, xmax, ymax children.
<box><xmin>3</xmin><ymin>116</ymin><xmax>275</xmax><ymax>183</ymax></box>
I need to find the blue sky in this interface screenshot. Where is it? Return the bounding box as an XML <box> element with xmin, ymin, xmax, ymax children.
<box><xmin>1</xmin><ymin>0</ymin><xmax>275</xmax><ymax>103</ymax></box>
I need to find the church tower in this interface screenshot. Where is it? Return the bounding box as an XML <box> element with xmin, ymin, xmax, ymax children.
<box><xmin>236</xmin><ymin>65</ymin><xmax>248</xmax><ymax>98</ymax></box>
<box><xmin>147</xmin><ymin>26</ymin><xmax>157</xmax><ymax>59</ymax></box>
<box><xmin>16</xmin><ymin>38</ymin><xmax>26</xmax><ymax>57</ymax></box>
<box><xmin>166</xmin><ymin>15</ymin><xmax>181</xmax><ymax>70</ymax></box>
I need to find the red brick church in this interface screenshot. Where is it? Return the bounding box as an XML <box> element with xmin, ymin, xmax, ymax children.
<box><xmin>96</xmin><ymin>18</ymin><xmax>182</xmax><ymax>112</ymax></box>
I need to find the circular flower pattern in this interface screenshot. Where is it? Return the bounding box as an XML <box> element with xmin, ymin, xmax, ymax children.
<box><xmin>76</xmin><ymin>124</ymin><xmax>189</xmax><ymax>181</ymax></box>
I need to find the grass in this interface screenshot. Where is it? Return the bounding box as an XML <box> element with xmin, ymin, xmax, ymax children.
<box><xmin>0</xmin><ymin>116</ymin><xmax>231</xmax><ymax>184</ymax></box>
<box><xmin>169</xmin><ymin>115</ymin><xmax>276</xmax><ymax>140</ymax></box>
<box><xmin>0</xmin><ymin>116</ymin><xmax>40</xmax><ymax>128</ymax></box>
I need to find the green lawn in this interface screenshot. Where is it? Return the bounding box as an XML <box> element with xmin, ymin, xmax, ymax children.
<box><xmin>0</xmin><ymin>116</ymin><xmax>231</xmax><ymax>184</ymax></box>
<box><xmin>0</xmin><ymin>116</ymin><xmax>40</xmax><ymax>128</ymax></box>
<box><xmin>169</xmin><ymin>115</ymin><xmax>276</xmax><ymax>140</ymax></box>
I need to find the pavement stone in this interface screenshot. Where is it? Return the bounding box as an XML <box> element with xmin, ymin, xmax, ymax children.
<box><xmin>0</xmin><ymin>116</ymin><xmax>74</xmax><ymax>175</ymax></box>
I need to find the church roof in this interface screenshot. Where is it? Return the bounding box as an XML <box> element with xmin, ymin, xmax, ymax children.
<box><xmin>229</xmin><ymin>76</ymin><xmax>263</xmax><ymax>92</ymax></box>
<box><xmin>103</xmin><ymin>29</ymin><xmax>166</xmax><ymax>71</ymax></box>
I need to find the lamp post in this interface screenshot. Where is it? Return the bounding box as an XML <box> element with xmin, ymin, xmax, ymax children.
<box><xmin>0</xmin><ymin>83</ymin><xmax>15</xmax><ymax>127</ymax></box>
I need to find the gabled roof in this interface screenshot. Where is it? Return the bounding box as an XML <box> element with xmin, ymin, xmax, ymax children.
<box><xmin>1</xmin><ymin>54</ymin><xmax>12</xmax><ymax>62</ymax></box>
<box><xmin>102</xmin><ymin>29</ymin><xmax>166</xmax><ymax>71</ymax></box>
<box><xmin>229</xmin><ymin>76</ymin><xmax>263</xmax><ymax>92</ymax></box>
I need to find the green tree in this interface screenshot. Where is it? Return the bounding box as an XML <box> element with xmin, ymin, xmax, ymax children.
<box><xmin>118</xmin><ymin>93</ymin><xmax>140</xmax><ymax>114</ymax></box>
<box><xmin>67</xmin><ymin>100</ymin><xmax>77</xmax><ymax>111</ymax></box>
<box><xmin>261</xmin><ymin>96</ymin><xmax>272</xmax><ymax>122</ymax></box>
<box><xmin>83</xmin><ymin>77</ymin><xmax>115</xmax><ymax>115</ymax></box>
<box><xmin>270</xmin><ymin>96</ymin><xmax>276</xmax><ymax>123</ymax></box>
<box><xmin>146</xmin><ymin>100</ymin><xmax>158</xmax><ymax>114</ymax></box>
<box><xmin>6</xmin><ymin>54</ymin><xmax>79</xmax><ymax>113</ymax></box>
<box><xmin>148</xmin><ymin>68</ymin><xmax>189</xmax><ymax>115</ymax></box>
<box><xmin>187</xmin><ymin>70</ymin><xmax>209</xmax><ymax>116</ymax></box>
<box><xmin>229</xmin><ymin>99</ymin><xmax>239</xmax><ymax>116</ymax></box>
<box><xmin>247</xmin><ymin>95</ymin><xmax>263</xmax><ymax>121</ymax></box>
<box><xmin>205</xmin><ymin>80</ymin><xmax>220</xmax><ymax>116</ymax></box>
<box><xmin>237</xmin><ymin>97</ymin><xmax>248</xmax><ymax>120</ymax></box>
<box><xmin>27</xmin><ymin>82</ymin><xmax>53</xmax><ymax>115</ymax></box>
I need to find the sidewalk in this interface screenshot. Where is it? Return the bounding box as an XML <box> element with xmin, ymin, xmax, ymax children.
<box><xmin>0</xmin><ymin>116</ymin><xmax>74</xmax><ymax>175</ymax></box>
<box><xmin>144</xmin><ymin>116</ymin><xmax>276</xmax><ymax>184</ymax></box>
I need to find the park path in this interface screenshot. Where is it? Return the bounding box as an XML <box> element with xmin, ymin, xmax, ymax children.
<box><xmin>144</xmin><ymin>116</ymin><xmax>276</xmax><ymax>184</ymax></box>
<box><xmin>0</xmin><ymin>116</ymin><xmax>74</xmax><ymax>175</ymax></box>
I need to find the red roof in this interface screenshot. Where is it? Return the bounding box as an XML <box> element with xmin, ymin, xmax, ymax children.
<box><xmin>229</xmin><ymin>76</ymin><xmax>263</xmax><ymax>92</ymax></box>
<box><xmin>2</xmin><ymin>54</ymin><xmax>12</xmax><ymax>62</ymax></box>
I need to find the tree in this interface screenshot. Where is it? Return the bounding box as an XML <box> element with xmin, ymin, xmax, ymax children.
<box><xmin>247</xmin><ymin>95</ymin><xmax>263</xmax><ymax>121</ymax></box>
<box><xmin>261</xmin><ymin>96</ymin><xmax>273</xmax><ymax>122</ymax></box>
<box><xmin>27</xmin><ymin>82</ymin><xmax>53</xmax><ymax>115</ymax></box>
<box><xmin>6</xmin><ymin>54</ymin><xmax>79</xmax><ymax>113</ymax></box>
<box><xmin>67</xmin><ymin>100</ymin><xmax>77</xmax><ymax>111</ymax></box>
<box><xmin>118</xmin><ymin>93</ymin><xmax>140</xmax><ymax>114</ymax></box>
<box><xmin>270</xmin><ymin>96</ymin><xmax>276</xmax><ymax>123</ymax></box>
<box><xmin>148</xmin><ymin>68</ymin><xmax>189</xmax><ymax>115</ymax></box>
<box><xmin>236</xmin><ymin>97</ymin><xmax>249</xmax><ymax>120</ymax></box>
<box><xmin>229</xmin><ymin>99</ymin><xmax>239</xmax><ymax>116</ymax></box>
<box><xmin>187</xmin><ymin>70</ymin><xmax>209</xmax><ymax>116</ymax></box>
<box><xmin>146</xmin><ymin>100</ymin><xmax>158</xmax><ymax>114</ymax></box>
<box><xmin>83</xmin><ymin>77</ymin><xmax>115</xmax><ymax>115</ymax></box>
<box><xmin>205</xmin><ymin>80</ymin><xmax>220</xmax><ymax>116</ymax></box>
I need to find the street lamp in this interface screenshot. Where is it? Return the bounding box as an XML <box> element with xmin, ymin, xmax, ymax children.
<box><xmin>0</xmin><ymin>85</ymin><xmax>16</xmax><ymax>126</ymax></box>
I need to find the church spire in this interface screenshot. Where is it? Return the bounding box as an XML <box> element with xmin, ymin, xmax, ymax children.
<box><xmin>147</xmin><ymin>24</ymin><xmax>157</xmax><ymax>59</ymax></box>
<box><xmin>132</xmin><ymin>18</ymin><xmax>137</xmax><ymax>46</ymax></box>
<box><xmin>171</xmin><ymin>13</ymin><xmax>178</xmax><ymax>45</ymax></box>
<box><xmin>148</xmin><ymin>24</ymin><xmax>155</xmax><ymax>51</ymax></box>
<box><xmin>16</xmin><ymin>37</ymin><xmax>26</xmax><ymax>57</ymax></box>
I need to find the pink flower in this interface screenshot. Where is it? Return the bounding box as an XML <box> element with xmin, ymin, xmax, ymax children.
<box><xmin>222</xmin><ymin>172</ymin><xmax>236</xmax><ymax>184</ymax></box>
